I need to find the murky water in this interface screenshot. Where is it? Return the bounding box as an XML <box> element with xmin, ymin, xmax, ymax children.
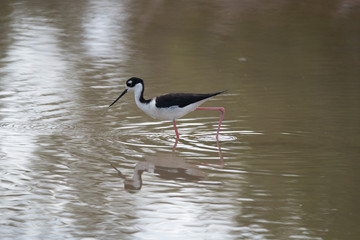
<box><xmin>1</xmin><ymin>0</ymin><xmax>360</xmax><ymax>239</ymax></box>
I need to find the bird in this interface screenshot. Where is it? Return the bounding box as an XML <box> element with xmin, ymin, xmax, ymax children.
<box><xmin>109</xmin><ymin>77</ymin><xmax>226</xmax><ymax>139</ymax></box>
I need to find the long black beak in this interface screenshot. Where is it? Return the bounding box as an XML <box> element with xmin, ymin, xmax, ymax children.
<box><xmin>109</xmin><ymin>89</ymin><xmax>128</xmax><ymax>107</ymax></box>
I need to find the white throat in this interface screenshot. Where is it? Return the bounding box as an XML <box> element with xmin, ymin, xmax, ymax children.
<box><xmin>132</xmin><ymin>83</ymin><xmax>144</xmax><ymax>103</ymax></box>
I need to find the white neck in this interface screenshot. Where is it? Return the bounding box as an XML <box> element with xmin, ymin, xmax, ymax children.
<box><xmin>133</xmin><ymin>83</ymin><xmax>144</xmax><ymax>104</ymax></box>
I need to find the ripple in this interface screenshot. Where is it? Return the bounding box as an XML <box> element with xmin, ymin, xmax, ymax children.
<box><xmin>1</xmin><ymin>1</ymin><xmax>357</xmax><ymax>239</ymax></box>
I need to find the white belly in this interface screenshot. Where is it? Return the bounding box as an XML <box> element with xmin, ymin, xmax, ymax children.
<box><xmin>136</xmin><ymin>98</ymin><xmax>206</xmax><ymax>120</ymax></box>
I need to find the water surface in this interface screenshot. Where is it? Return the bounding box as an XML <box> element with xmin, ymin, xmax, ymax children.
<box><xmin>1</xmin><ymin>1</ymin><xmax>360</xmax><ymax>239</ymax></box>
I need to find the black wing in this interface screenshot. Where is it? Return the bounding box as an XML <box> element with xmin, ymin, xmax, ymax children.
<box><xmin>155</xmin><ymin>91</ymin><xmax>225</xmax><ymax>108</ymax></box>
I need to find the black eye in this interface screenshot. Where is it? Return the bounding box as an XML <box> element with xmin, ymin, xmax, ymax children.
<box><xmin>127</xmin><ymin>80</ymin><xmax>133</xmax><ymax>87</ymax></box>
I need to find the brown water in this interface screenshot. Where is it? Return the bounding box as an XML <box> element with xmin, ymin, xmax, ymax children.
<box><xmin>1</xmin><ymin>0</ymin><xmax>360</xmax><ymax>239</ymax></box>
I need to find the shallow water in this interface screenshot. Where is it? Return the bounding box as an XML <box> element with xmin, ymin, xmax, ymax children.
<box><xmin>1</xmin><ymin>0</ymin><xmax>360</xmax><ymax>239</ymax></box>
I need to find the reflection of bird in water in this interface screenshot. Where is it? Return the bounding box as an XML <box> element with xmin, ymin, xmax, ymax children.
<box><xmin>109</xmin><ymin>77</ymin><xmax>226</xmax><ymax>139</ymax></box>
<box><xmin>111</xmin><ymin>154</ymin><xmax>208</xmax><ymax>193</ymax></box>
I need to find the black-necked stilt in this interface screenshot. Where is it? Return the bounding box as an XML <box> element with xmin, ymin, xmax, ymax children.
<box><xmin>109</xmin><ymin>77</ymin><xmax>226</xmax><ymax>139</ymax></box>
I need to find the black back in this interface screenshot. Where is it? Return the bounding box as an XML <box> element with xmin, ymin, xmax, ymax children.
<box><xmin>155</xmin><ymin>91</ymin><xmax>225</xmax><ymax>108</ymax></box>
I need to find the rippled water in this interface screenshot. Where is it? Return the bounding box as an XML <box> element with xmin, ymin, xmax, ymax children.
<box><xmin>1</xmin><ymin>1</ymin><xmax>360</xmax><ymax>239</ymax></box>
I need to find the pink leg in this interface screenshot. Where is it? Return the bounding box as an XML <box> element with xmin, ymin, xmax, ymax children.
<box><xmin>196</xmin><ymin>107</ymin><xmax>225</xmax><ymax>140</ymax></box>
<box><xmin>172</xmin><ymin>137</ymin><xmax>179</xmax><ymax>153</ymax></box>
<box><xmin>173</xmin><ymin>119</ymin><xmax>180</xmax><ymax>139</ymax></box>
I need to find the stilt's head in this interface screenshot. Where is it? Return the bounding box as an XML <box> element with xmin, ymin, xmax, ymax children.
<box><xmin>109</xmin><ymin>77</ymin><xmax>144</xmax><ymax>107</ymax></box>
<box><xmin>125</xmin><ymin>77</ymin><xmax>144</xmax><ymax>89</ymax></box>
